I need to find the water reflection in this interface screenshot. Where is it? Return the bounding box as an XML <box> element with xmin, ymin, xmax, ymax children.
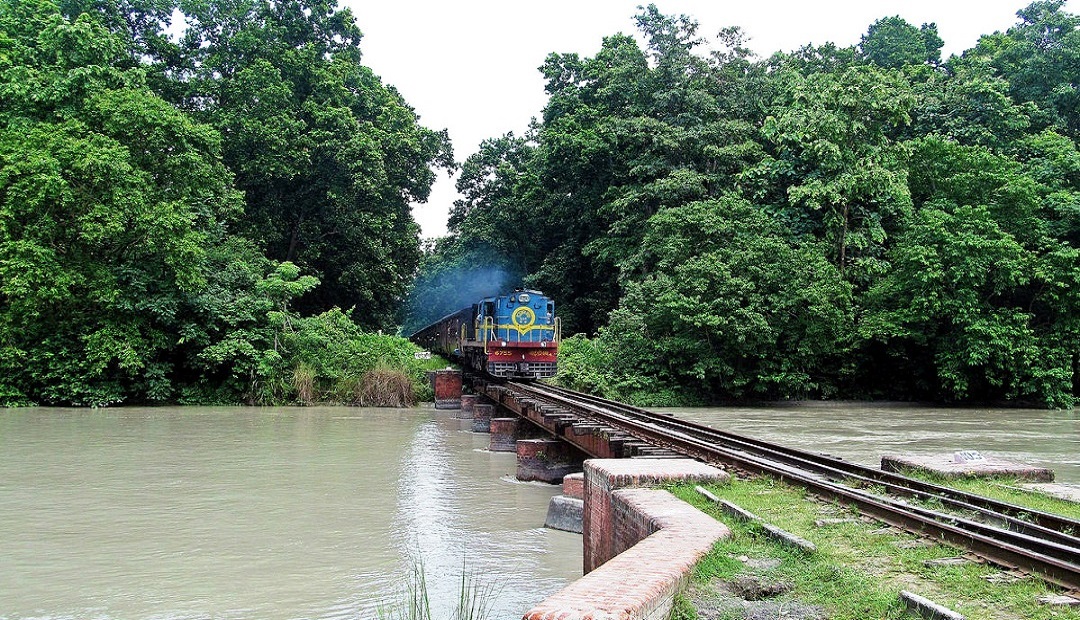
<box><xmin>392</xmin><ymin>416</ymin><xmax>581</xmax><ymax>620</ymax></box>
<box><xmin>0</xmin><ymin>407</ymin><xmax>581</xmax><ymax>620</ymax></box>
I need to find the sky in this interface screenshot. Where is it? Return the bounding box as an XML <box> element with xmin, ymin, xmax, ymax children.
<box><xmin>344</xmin><ymin>0</ymin><xmax>1077</xmax><ymax>238</ymax></box>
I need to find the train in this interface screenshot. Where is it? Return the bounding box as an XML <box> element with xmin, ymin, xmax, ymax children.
<box><xmin>409</xmin><ymin>289</ymin><xmax>561</xmax><ymax>379</ymax></box>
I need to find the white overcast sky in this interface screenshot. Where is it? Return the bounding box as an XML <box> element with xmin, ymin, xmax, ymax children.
<box><xmin>343</xmin><ymin>0</ymin><xmax>1077</xmax><ymax>238</ymax></box>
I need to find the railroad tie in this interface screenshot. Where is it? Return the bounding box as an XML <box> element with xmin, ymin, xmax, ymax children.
<box><xmin>900</xmin><ymin>590</ymin><xmax>965</xmax><ymax>620</ymax></box>
<box><xmin>695</xmin><ymin>486</ymin><xmax>817</xmax><ymax>553</ymax></box>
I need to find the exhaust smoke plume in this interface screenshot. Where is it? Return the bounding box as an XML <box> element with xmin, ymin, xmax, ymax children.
<box><xmin>400</xmin><ymin>244</ymin><xmax>523</xmax><ymax>335</ymax></box>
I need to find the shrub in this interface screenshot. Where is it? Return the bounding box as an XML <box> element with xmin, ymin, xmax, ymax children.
<box><xmin>257</xmin><ymin>307</ymin><xmax>449</xmax><ymax>406</ymax></box>
<box><xmin>292</xmin><ymin>362</ymin><xmax>316</xmax><ymax>405</ymax></box>
<box><xmin>356</xmin><ymin>367</ymin><xmax>416</xmax><ymax>407</ymax></box>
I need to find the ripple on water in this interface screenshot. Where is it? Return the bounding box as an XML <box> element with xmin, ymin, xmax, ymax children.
<box><xmin>0</xmin><ymin>407</ymin><xmax>582</xmax><ymax>620</ymax></box>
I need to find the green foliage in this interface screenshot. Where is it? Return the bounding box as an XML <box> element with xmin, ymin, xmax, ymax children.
<box><xmin>172</xmin><ymin>0</ymin><xmax>453</xmax><ymax>328</ymax></box>
<box><xmin>861</xmin><ymin>136</ymin><xmax>1080</xmax><ymax>406</ymax></box>
<box><xmin>604</xmin><ymin>197</ymin><xmax>854</xmax><ymax>401</ymax></box>
<box><xmin>860</xmin><ymin>16</ymin><xmax>943</xmax><ymax>68</ymax></box>
<box><xmin>966</xmin><ymin>1</ymin><xmax>1080</xmax><ymax>136</ymax></box>
<box><xmin>753</xmin><ymin>62</ymin><xmax>916</xmax><ymax>282</ymax></box>
<box><xmin>0</xmin><ymin>0</ymin><xmax>445</xmax><ymax>406</ymax></box>
<box><xmin>554</xmin><ymin>332</ymin><xmax>691</xmax><ymax>406</ymax></box>
<box><xmin>553</xmin><ymin>334</ymin><xmax>616</xmax><ymax>397</ymax></box>
<box><xmin>0</xmin><ymin>0</ymin><xmax>240</xmax><ymax>406</ymax></box>
<box><xmin>435</xmin><ymin>3</ymin><xmax>1080</xmax><ymax>407</ymax></box>
<box><xmin>259</xmin><ymin>307</ymin><xmax>439</xmax><ymax>406</ymax></box>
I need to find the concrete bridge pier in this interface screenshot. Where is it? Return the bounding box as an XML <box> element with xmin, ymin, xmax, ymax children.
<box><xmin>472</xmin><ymin>402</ymin><xmax>494</xmax><ymax>433</ymax></box>
<box><xmin>457</xmin><ymin>393</ymin><xmax>477</xmax><ymax>420</ymax></box>
<box><xmin>517</xmin><ymin>438</ymin><xmax>585</xmax><ymax>483</ymax></box>
<box><xmin>489</xmin><ymin>417</ymin><xmax>521</xmax><ymax>451</ymax></box>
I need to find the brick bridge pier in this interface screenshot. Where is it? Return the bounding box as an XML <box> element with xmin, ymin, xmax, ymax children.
<box><xmin>427</xmin><ymin>369</ymin><xmax>733</xmax><ymax>619</ymax></box>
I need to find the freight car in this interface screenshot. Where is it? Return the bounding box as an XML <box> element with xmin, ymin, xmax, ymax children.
<box><xmin>410</xmin><ymin>289</ymin><xmax>560</xmax><ymax>379</ymax></box>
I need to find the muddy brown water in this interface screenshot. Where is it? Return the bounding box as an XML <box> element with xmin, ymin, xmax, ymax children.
<box><xmin>666</xmin><ymin>403</ymin><xmax>1080</xmax><ymax>483</ymax></box>
<box><xmin>0</xmin><ymin>407</ymin><xmax>581</xmax><ymax>620</ymax></box>
<box><xmin>2</xmin><ymin>403</ymin><xmax>1077</xmax><ymax>619</ymax></box>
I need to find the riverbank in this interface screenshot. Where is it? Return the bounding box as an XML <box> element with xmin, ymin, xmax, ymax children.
<box><xmin>669</xmin><ymin>476</ymin><xmax>1080</xmax><ymax>620</ymax></box>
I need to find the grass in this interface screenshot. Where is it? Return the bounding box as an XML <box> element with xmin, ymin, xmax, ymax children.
<box><xmin>285</xmin><ymin>360</ymin><xmax>430</xmax><ymax>407</ymax></box>
<box><xmin>373</xmin><ymin>557</ymin><xmax>498</xmax><ymax>620</ymax></box>
<box><xmin>292</xmin><ymin>362</ymin><xmax>316</xmax><ymax>405</ymax></box>
<box><xmin>355</xmin><ymin>366</ymin><xmax>418</xmax><ymax>408</ymax></box>
<box><xmin>895</xmin><ymin>469</ymin><xmax>1080</xmax><ymax>523</ymax></box>
<box><xmin>670</xmin><ymin>476</ymin><xmax>1080</xmax><ymax>620</ymax></box>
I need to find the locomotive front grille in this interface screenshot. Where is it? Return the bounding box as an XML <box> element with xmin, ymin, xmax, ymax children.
<box><xmin>488</xmin><ymin>361</ymin><xmax>518</xmax><ymax>377</ymax></box>
<box><xmin>487</xmin><ymin>361</ymin><xmax>557</xmax><ymax>378</ymax></box>
<box><xmin>522</xmin><ymin>362</ymin><xmax>558</xmax><ymax>378</ymax></box>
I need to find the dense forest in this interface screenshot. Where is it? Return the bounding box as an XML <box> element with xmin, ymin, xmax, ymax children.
<box><xmin>3</xmin><ymin>1</ymin><xmax>1079</xmax><ymax>408</ymax></box>
<box><xmin>404</xmin><ymin>2</ymin><xmax>1080</xmax><ymax>408</ymax></box>
<box><xmin>0</xmin><ymin>0</ymin><xmax>451</xmax><ymax>406</ymax></box>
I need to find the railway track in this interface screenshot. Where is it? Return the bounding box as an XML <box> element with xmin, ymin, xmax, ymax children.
<box><xmin>504</xmin><ymin>380</ymin><xmax>1080</xmax><ymax>591</ymax></box>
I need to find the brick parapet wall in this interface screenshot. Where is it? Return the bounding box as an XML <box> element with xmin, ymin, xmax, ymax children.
<box><xmin>562</xmin><ymin>472</ymin><xmax>584</xmax><ymax>499</ymax></box>
<box><xmin>585</xmin><ymin>458</ymin><xmax>730</xmax><ymax>572</ymax></box>
<box><xmin>523</xmin><ymin>459</ymin><xmax>731</xmax><ymax>620</ymax></box>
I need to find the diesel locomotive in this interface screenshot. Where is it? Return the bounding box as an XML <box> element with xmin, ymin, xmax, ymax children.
<box><xmin>410</xmin><ymin>289</ymin><xmax>560</xmax><ymax>379</ymax></box>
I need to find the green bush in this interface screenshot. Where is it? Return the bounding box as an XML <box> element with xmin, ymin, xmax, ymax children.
<box><xmin>554</xmin><ymin>333</ymin><xmax>703</xmax><ymax>407</ymax></box>
<box><xmin>257</xmin><ymin>307</ymin><xmax>448</xmax><ymax>406</ymax></box>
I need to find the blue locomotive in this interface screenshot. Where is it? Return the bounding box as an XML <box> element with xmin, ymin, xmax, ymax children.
<box><xmin>410</xmin><ymin>289</ymin><xmax>561</xmax><ymax>379</ymax></box>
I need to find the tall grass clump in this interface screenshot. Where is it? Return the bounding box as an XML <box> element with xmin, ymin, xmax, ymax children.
<box><xmin>292</xmin><ymin>361</ymin><xmax>316</xmax><ymax>405</ymax></box>
<box><xmin>356</xmin><ymin>365</ymin><xmax>416</xmax><ymax>407</ymax></box>
<box><xmin>374</xmin><ymin>558</ymin><xmax>497</xmax><ymax>620</ymax></box>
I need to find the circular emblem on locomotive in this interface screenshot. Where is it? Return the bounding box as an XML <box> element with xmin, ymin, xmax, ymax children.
<box><xmin>511</xmin><ymin>306</ymin><xmax>536</xmax><ymax>332</ymax></box>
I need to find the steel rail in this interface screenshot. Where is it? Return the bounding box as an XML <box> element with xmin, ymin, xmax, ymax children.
<box><xmin>505</xmin><ymin>381</ymin><xmax>1080</xmax><ymax>590</ymax></box>
<box><xmin>528</xmin><ymin>382</ymin><xmax>1080</xmax><ymax>538</ymax></box>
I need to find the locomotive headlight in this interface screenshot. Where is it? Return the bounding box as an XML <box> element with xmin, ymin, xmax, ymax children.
<box><xmin>518</xmin><ymin>293</ymin><xmax>530</xmax><ymax>303</ymax></box>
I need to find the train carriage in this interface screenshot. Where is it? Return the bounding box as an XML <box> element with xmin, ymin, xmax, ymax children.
<box><xmin>410</xmin><ymin>289</ymin><xmax>560</xmax><ymax>379</ymax></box>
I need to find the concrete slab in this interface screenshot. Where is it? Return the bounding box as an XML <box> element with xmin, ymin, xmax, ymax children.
<box><xmin>1038</xmin><ymin>593</ymin><xmax>1080</xmax><ymax>606</ymax></box>
<box><xmin>1018</xmin><ymin>482</ymin><xmax>1080</xmax><ymax>503</ymax></box>
<box><xmin>545</xmin><ymin>495</ymin><xmax>584</xmax><ymax>533</ymax></box>
<box><xmin>900</xmin><ymin>590</ymin><xmax>965</xmax><ymax>620</ymax></box>
<box><xmin>881</xmin><ymin>453</ymin><xmax>1054</xmax><ymax>482</ymax></box>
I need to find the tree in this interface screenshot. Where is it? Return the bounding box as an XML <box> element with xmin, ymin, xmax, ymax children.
<box><xmin>174</xmin><ymin>0</ymin><xmax>453</xmax><ymax>328</ymax></box>
<box><xmin>965</xmin><ymin>1</ymin><xmax>1080</xmax><ymax>136</ymax></box>
<box><xmin>752</xmin><ymin>63</ymin><xmax>916</xmax><ymax>284</ymax></box>
<box><xmin>862</xmin><ymin>204</ymin><xmax>1042</xmax><ymax>403</ymax></box>
<box><xmin>602</xmin><ymin>196</ymin><xmax>853</xmax><ymax>401</ymax></box>
<box><xmin>444</xmin><ymin>5</ymin><xmax>763</xmax><ymax>333</ymax></box>
<box><xmin>910</xmin><ymin>56</ymin><xmax>1034</xmax><ymax>150</ymax></box>
<box><xmin>863</xmin><ymin>136</ymin><xmax>1080</xmax><ymax>406</ymax></box>
<box><xmin>0</xmin><ymin>0</ymin><xmax>242</xmax><ymax>404</ymax></box>
<box><xmin>860</xmin><ymin>16</ymin><xmax>943</xmax><ymax>68</ymax></box>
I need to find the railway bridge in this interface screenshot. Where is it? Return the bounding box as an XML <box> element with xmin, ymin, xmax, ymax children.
<box><xmin>428</xmin><ymin>369</ymin><xmax>1080</xmax><ymax>594</ymax></box>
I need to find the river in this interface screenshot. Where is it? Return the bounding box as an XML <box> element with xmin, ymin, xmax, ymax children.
<box><xmin>668</xmin><ymin>402</ymin><xmax>1080</xmax><ymax>482</ymax></box>
<box><xmin>0</xmin><ymin>407</ymin><xmax>582</xmax><ymax>620</ymax></box>
<box><xmin>2</xmin><ymin>403</ymin><xmax>1078</xmax><ymax>620</ymax></box>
